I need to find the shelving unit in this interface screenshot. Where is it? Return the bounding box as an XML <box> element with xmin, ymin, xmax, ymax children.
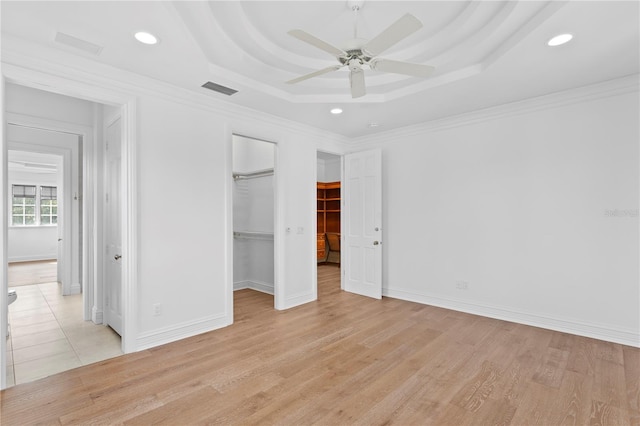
<box><xmin>317</xmin><ymin>181</ymin><xmax>340</xmax><ymax>261</ymax></box>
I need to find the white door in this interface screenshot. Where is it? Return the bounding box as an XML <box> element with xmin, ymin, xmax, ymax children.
<box><xmin>343</xmin><ymin>149</ymin><xmax>382</xmax><ymax>299</ymax></box>
<box><xmin>105</xmin><ymin>118</ymin><xmax>123</xmax><ymax>335</ymax></box>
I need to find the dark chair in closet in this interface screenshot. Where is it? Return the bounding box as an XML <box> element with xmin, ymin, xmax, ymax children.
<box><xmin>325</xmin><ymin>233</ymin><xmax>340</xmax><ymax>265</ymax></box>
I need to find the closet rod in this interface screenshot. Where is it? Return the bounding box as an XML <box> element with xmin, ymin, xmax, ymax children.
<box><xmin>233</xmin><ymin>231</ymin><xmax>274</xmax><ymax>240</ymax></box>
<box><xmin>233</xmin><ymin>168</ymin><xmax>274</xmax><ymax>180</ymax></box>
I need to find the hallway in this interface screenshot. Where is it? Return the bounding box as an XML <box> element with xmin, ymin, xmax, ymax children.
<box><xmin>6</xmin><ymin>263</ymin><xmax>122</xmax><ymax>386</ymax></box>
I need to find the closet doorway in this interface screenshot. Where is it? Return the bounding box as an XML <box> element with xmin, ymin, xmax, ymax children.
<box><xmin>316</xmin><ymin>151</ymin><xmax>342</xmax><ymax>298</ymax></box>
<box><xmin>232</xmin><ymin>135</ymin><xmax>276</xmax><ymax>314</ymax></box>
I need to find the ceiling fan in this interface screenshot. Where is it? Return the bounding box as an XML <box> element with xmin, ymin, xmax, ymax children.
<box><xmin>286</xmin><ymin>1</ymin><xmax>435</xmax><ymax>98</ymax></box>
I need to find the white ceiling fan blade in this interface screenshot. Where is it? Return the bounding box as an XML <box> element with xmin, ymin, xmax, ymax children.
<box><xmin>288</xmin><ymin>29</ymin><xmax>347</xmax><ymax>58</ymax></box>
<box><xmin>370</xmin><ymin>59</ymin><xmax>435</xmax><ymax>78</ymax></box>
<box><xmin>363</xmin><ymin>13</ymin><xmax>423</xmax><ymax>57</ymax></box>
<box><xmin>286</xmin><ymin>65</ymin><xmax>342</xmax><ymax>84</ymax></box>
<box><xmin>350</xmin><ymin>69</ymin><xmax>366</xmax><ymax>99</ymax></box>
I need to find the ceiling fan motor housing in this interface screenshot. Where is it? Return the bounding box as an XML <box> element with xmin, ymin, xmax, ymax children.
<box><xmin>347</xmin><ymin>57</ymin><xmax>364</xmax><ymax>71</ymax></box>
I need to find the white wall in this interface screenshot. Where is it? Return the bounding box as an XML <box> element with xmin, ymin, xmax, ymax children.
<box><xmin>6</xmin><ymin>84</ymin><xmax>94</xmax><ymax>126</ymax></box>
<box><xmin>130</xmin><ymin>85</ymin><xmax>335</xmax><ymax>345</ymax></box>
<box><xmin>233</xmin><ymin>135</ymin><xmax>275</xmax><ymax>174</ymax></box>
<box><xmin>377</xmin><ymin>88</ymin><xmax>639</xmax><ymax>346</ymax></box>
<box><xmin>7</xmin><ymin>166</ymin><xmax>58</xmax><ymax>262</ymax></box>
<box><xmin>317</xmin><ymin>156</ymin><xmax>341</xmax><ymax>182</ymax></box>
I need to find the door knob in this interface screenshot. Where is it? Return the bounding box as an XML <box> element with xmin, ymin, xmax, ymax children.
<box><xmin>114</xmin><ymin>254</ymin><xmax>122</xmax><ymax>260</ymax></box>
<box><xmin>373</xmin><ymin>241</ymin><xmax>380</xmax><ymax>246</ymax></box>
<box><xmin>58</xmin><ymin>238</ymin><xmax>62</xmax><ymax>242</ymax></box>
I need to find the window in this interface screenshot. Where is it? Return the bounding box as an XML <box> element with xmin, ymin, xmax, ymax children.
<box><xmin>40</xmin><ymin>186</ymin><xmax>58</xmax><ymax>225</ymax></box>
<box><xmin>11</xmin><ymin>184</ymin><xmax>58</xmax><ymax>226</ymax></box>
<box><xmin>12</xmin><ymin>185</ymin><xmax>36</xmax><ymax>226</ymax></box>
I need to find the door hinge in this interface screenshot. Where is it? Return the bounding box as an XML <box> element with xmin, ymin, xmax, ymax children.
<box><xmin>106</xmin><ymin>193</ymin><xmax>109</xmax><ymax>203</ymax></box>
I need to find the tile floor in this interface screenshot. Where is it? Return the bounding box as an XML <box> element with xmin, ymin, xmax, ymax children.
<box><xmin>6</xmin><ymin>282</ymin><xmax>123</xmax><ymax>386</ymax></box>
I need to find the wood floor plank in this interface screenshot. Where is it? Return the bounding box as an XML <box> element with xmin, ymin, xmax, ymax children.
<box><xmin>589</xmin><ymin>399</ymin><xmax>631</xmax><ymax>426</ymax></box>
<box><xmin>1</xmin><ymin>265</ymin><xmax>638</xmax><ymax>425</ymax></box>
<box><xmin>549</xmin><ymin>370</ymin><xmax>593</xmax><ymax>425</ymax></box>
<box><xmin>593</xmin><ymin>359</ymin><xmax>631</xmax><ymax>410</ymax></box>
<box><xmin>532</xmin><ymin>347</ymin><xmax>570</xmax><ymax>389</ymax></box>
<box><xmin>622</xmin><ymin>346</ymin><xmax>640</xmax><ymax>424</ymax></box>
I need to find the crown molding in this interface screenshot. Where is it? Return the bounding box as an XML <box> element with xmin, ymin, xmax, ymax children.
<box><xmin>3</xmin><ymin>36</ymin><xmax>637</xmax><ymax>150</ymax></box>
<box><xmin>1</xmin><ymin>36</ymin><xmax>350</xmax><ymax>147</ymax></box>
<box><xmin>349</xmin><ymin>73</ymin><xmax>640</xmax><ymax>147</ymax></box>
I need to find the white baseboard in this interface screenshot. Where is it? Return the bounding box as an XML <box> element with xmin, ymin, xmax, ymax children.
<box><xmin>234</xmin><ymin>280</ymin><xmax>249</xmax><ymax>291</ymax></box>
<box><xmin>92</xmin><ymin>306</ymin><xmax>103</xmax><ymax>324</ymax></box>
<box><xmin>281</xmin><ymin>291</ymin><xmax>316</xmax><ymax>310</ymax></box>
<box><xmin>383</xmin><ymin>287</ymin><xmax>640</xmax><ymax>348</ymax></box>
<box><xmin>8</xmin><ymin>255</ymin><xmax>57</xmax><ymax>263</ymax></box>
<box><xmin>136</xmin><ymin>313</ymin><xmax>231</xmax><ymax>351</ymax></box>
<box><xmin>234</xmin><ymin>280</ymin><xmax>274</xmax><ymax>295</ymax></box>
<box><xmin>69</xmin><ymin>282</ymin><xmax>81</xmax><ymax>295</ymax></box>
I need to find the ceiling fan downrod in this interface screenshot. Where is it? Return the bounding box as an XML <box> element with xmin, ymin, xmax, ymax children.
<box><xmin>347</xmin><ymin>0</ymin><xmax>364</xmax><ymax>39</ymax></box>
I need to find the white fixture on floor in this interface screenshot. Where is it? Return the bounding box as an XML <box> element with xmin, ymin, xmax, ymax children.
<box><xmin>8</xmin><ymin>288</ymin><xmax>17</xmax><ymax>305</ymax></box>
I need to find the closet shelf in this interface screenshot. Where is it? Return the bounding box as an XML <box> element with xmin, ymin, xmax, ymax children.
<box><xmin>233</xmin><ymin>168</ymin><xmax>274</xmax><ymax>180</ymax></box>
<box><xmin>233</xmin><ymin>231</ymin><xmax>274</xmax><ymax>240</ymax></box>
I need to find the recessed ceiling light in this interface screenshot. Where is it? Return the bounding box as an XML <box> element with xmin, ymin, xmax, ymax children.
<box><xmin>368</xmin><ymin>122</ymin><xmax>380</xmax><ymax>128</ymax></box>
<box><xmin>330</xmin><ymin>108</ymin><xmax>343</xmax><ymax>115</ymax></box>
<box><xmin>134</xmin><ymin>31</ymin><xmax>158</xmax><ymax>45</ymax></box>
<box><xmin>547</xmin><ymin>33</ymin><xmax>573</xmax><ymax>47</ymax></box>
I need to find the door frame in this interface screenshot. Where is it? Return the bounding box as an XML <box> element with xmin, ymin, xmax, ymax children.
<box><xmin>7</xmin><ymin>140</ymin><xmax>72</xmax><ymax>295</ymax></box>
<box><xmin>228</xmin><ymin>133</ymin><xmax>281</xmax><ymax>313</ymax></box>
<box><xmin>7</xmin><ymin>115</ymin><xmax>86</xmax><ymax>300</ymax></box>
<box><xmin>0</xmin><ymin>66</ymin><xmax>138</xmax><ymax>390</ymax></box>
<box><xmin>315</xmin><ymin>149</ymin><xmax>345</xmax><ymax>294</ymax></box>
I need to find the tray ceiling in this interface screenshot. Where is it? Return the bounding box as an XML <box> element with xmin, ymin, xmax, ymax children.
<box><xmin>1</xmin><ymin>1</ymin><xmax>638</xmax><ymax>137</ymax></box>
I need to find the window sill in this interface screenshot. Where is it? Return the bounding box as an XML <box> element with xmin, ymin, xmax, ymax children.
<box><xmin>9</xmin><ymin>225</ymin><xmax>58</xmax><ymax>229</ymax></box>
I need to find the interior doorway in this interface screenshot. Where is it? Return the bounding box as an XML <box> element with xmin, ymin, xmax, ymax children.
<box><xmin>316</xmin><ymin>151</ymin><xmax>342</xmax><ymax>296</ymax></box>
<box><xmin>2</xmin><ymin>84</ymin><xmax>127</xmax><ymax>387</ymax></box>
<box><xmin>232</xmin><ymin>135</ymin><xmax>276</xmax><ymax>315</ymax></box>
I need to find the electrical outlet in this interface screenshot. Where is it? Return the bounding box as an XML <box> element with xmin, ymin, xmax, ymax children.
<box><xmin>153</xmin><ymin>303</ymin><xmax>162</xmax><ymax>316</ymax></box>
<box><xmin>456</xmin><ymin>281</ymin><xmax>469</xmax><ymax>290</ymax></box>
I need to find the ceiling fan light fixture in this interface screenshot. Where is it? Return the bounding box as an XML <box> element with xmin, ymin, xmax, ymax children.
<box><xmin>547</xmin><ymin>33</ymin><xmax>573</xmax><ymax>47</ymax></box>
<box><xmin>330</xmin><ymin>108</ymin><xmax>343</xmax><ymax>115</ymax></box>
<box><xmin>134</xmin><ymin>31</ymin><xmax>159</xmax><ymax>45</ymax></box>
<box><xmin>286</xmin><ymin>11</ymin><xmax>432</xmax><ymax>98</ymax></box>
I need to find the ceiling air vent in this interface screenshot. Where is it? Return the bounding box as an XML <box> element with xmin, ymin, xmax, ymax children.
<box><xmin>54</xmin><ymin>32</ymin><xmax>103</xmax><ymax>55</ymax></box>
<box><xmin>201</xmin><ymin>81</ymin><xmax>238</xmax><ymax>96</ymax></box>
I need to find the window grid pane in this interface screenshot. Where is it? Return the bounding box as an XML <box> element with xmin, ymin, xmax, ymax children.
<box><xmin>40</xmin><ymin>198</ymin><xmax>58</xmax><ymax>225</ymax></box>
<box><xmin>12</xmin><ymin>194</ymin><xmax>36</xmax><ymax>226</ymax></box>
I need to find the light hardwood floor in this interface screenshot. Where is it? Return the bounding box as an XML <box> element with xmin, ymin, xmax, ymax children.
<box><xmin>2</xmin><ymin>266</ymin><xmax>638</xmax><ymax>425</ymax></box>
<box><xmin>8</xmin><ymin>260</ymin><xmax>58</xmax><ymax>287</ymax></box>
